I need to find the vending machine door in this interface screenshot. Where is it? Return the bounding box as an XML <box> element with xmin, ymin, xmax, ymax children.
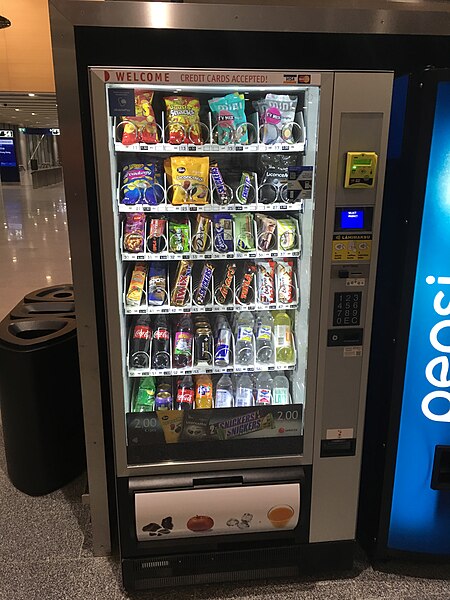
<box><xmin>89</xmin><ymin>68</ymin><xmax>331</xmax><ymax>476</ymax></box>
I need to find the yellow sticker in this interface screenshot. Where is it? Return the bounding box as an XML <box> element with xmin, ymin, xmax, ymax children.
<box><xmin>332</xmin><ymin>234</ymin><xmax>372</xmax><ymax>261</ymax></box>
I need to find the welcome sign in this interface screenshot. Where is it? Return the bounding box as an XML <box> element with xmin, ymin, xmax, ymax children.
<box><xmin>388</xmin><ymin>81</ymin><xmax>450</xmax><ymax>554</ymax></box>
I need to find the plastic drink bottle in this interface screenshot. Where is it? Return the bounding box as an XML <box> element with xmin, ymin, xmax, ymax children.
<box><xmin>173</xmin><ymin>315</ymin><xmax>193</xmax><ymax>368</ymax></box>
<box><xmin>214</xmin><ymin>317</ymin><xmax>232</xmax><ymax>366</ymax></box>
<box><xmin>255</xmin><ymin>311</ymin><xmax>274</xmax><ymax>364</ymax></box>
<box><xmin>175</xmin><ymin>375</ymin><xmax>195</xmax><ymax>409</ymax></box>
<box><xmin>235</xmin><ymin>312</ymin><xmax>254</xmax><ymax>365</ymax></box>
<box><xmin>235</xmin><ymin>373</ymin><xmax>254</xmax><ymax>407</ymax></box>
<box><xmin>215</xmin><ymin>374</ymin><xmax>234</xmax><ymax>408</ymax></box>
<box><xmin>272</xmin><ymin>375</ymin><xmax>291</xmax><ymax>405</ymax></box>
<box><xmin>194</xmin><ymin>374</ymin><xmax>213</xmax><ymax>409</ymax></box>
<box><xmin>129</xmin><ymin>314</ymin><xmax>152</xmax><ymax>369</ymax></box>
<box><xmin>132</xmin><ymin>376</ymin><xmax>155</xmax><ymax>412</ymax></box>
<box><xmin>151</xmin><ymin>315</ymin><xmax>170</xmax><ymax>369</ymax></box>
<box><xmin>274</xmin><ymin>311</ymin><xmax>295</xmax><ymax>363</ymax></box>
<box><xmin>255</xmin><ymin>372</ymin><xmax>273</xmax><ymax>405</ymax></box>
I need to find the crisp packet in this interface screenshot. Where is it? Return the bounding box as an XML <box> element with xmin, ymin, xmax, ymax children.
<box><xmin>157</xmin><ymin>411</ymin><xmax>185</xmax><ymax>444</ymax></box>
<box><xmin>164</xmin><ymin>156</ymin><xmax>209</xmax><ymax>205</ymax></box>
<box><xmin>148</xmin><ymin>263</ymin><xmax>167</xmax><ymax>306</ymax></box>
<box><xmin>123</xmin><ymin>213</ymin><xmax>145</xmax><ymax>253</ymax></box>
<box><xmin>126</xmin><ymin>264</ymin><xmax>147</xmax><ymax>306</ymax></box>
<box><xmin>257</xmin><ymin>261</ymin><xmax>276</xmax><ymax>304</ymax></box>
<box><xmin>164</xmin><ymin>96</ymin><xmax>202</xmax><ymax>145</ymax></box>
<box><xmin>277</xmin><ymin>259</ymin><xmax>295</xmax><ymax>304</ymax></box>
<box><xmin>277</xmin><ymin>218</ymin><xmax>298</xmax><ymax>251</ymax></box>
<box><xmin>253</xmin><ymin>94</ymin><xmax>298</xmax><ymax>144</ymax></box>
<box><xmin>121</xmin><ymin>162</ymin><xmax>163</xmax><ymax>205</ymax></box>
<box><xmin>234</xmin><ymin>213</ymin><xmax>255</xmax><ymax>252</ymax></box>
<box><xmin>213</xmin><ymin>214</ymin><xmax>233</xmax><ymax>253</ymax></box>
<box><xmin>209</xmin><ymin>92</ymin><xmax>248</xmax><ymax>145</ymax></box>
<box><xmin>258</xmin><ymin>154</ymin><xmax>296</xmax><ymax>204</ymax></box>
<box><xmin>121</xmin><ymin>90</ymin><xmax>159</xmax><ymax>145</ymax></box>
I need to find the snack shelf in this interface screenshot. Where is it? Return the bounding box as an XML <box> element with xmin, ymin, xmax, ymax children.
<box><xmin>124</xmin><ymin>302</ymin><xmax>299</xmax><ymax>315</ymax></box>
<box><xmin>114</xmin><ymin>141</ymin><xmax>306</xmax><ymax>154</ymax></box>
<box><xmin>118</xmin><ymin>202</ymin><xmax>303</xmax><ymax>214</ymax></box>
<box><xmin>128</xmin><ymin>363</ymin><xmax>296</xmax><ymax>378</ymax></box>
<box><xmin>121</xmin><ymin>249</ymin><xmax>301</xmax><ymax>262</ymax></box>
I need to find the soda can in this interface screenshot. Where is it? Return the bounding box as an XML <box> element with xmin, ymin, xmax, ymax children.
<box><xmin>155</xmin><ymin>390</ymin><xmax>173</xmax><ymax>410</ymax></box>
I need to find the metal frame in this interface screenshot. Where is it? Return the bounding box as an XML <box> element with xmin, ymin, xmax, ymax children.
<box><xmin>49</xmin><ymin>0</ymin><xmax>450</xmax><ymax>558</ymax></box>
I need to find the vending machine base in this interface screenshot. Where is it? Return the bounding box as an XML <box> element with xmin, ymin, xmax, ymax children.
<box><xmin>121</xmin><ymin>541</ymin><xmax>355</xmax><ymax>591</ymax></box>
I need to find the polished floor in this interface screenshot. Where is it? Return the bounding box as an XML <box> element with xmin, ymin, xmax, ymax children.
<box><xmin>0</xmin><ymin>179</ymin><xmax>449</xmax><ymax>599</ymax></box>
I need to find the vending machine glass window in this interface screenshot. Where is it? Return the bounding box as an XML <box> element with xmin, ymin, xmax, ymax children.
<box><xmin>95</xmin><ymin>71</ymin><xmax>320</xmax><ymax>467</ymax></box>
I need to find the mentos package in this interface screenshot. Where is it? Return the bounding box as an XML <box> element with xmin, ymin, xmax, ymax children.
<box><xmin>164</xmin><ymin>156</ymin><xmax>209</xmax><ymax>205</ymax></box>
<box><xmin>121</xmin><ymin>90</ymin><xmax>159</xmax><ymax>145</ymax></box>
<box><xmin>209</xmin><ymin>93</ymin><xmax>248</xmax><ymax>145</ymax></box>
<box><xmin>253</xmin><ymin>94</ymin><xmax>298</xmax><ymax>144</ymax></box>
<box><xmin>164</xmin><ymin>96</ymin><xmax>203</xmax><ymax>145</ymax></box>
<box><xmin>120</xmin><ymin>163</ymin><xmax>163</xmax><ymax>206</ymax></box>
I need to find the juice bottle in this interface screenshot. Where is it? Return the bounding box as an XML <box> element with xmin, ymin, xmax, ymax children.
<box><xmin>194</xmin><ymin>374</ymin><xmax>213</xmax><ymax>409</ymax></box>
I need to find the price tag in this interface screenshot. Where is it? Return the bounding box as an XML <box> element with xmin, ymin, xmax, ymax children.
<box><xmin>235</xmin><ymin>145</ymin><xmax>243</xmax><ymax>152</ymax></box>
<box><xmin>226</xmin><ymin>306</ymin><xmax>234</xmax><ymax>311</ymax></box>
<box><xmin>183</xmin><ymin>308</ymin><xmax>190</xmax><ymax>312</ymax></box>
<box><xmin>205</xmin><ymin>254</ymin><xmax>212</xmax><ymax>260</ymax></box>
<box><xmin>143</xmin><ymin>206</ymin><xmax>151</xmax><ymax>212</ymax></box>
<box><xmin>161</xmin><ymin>308</ymin><xmax>169</xmax><ymax>313</ymax></box>
<box><xmin>189</xmin><ymin>206</ymin><xmax>197</xmax><ymax>212</ymax></box>
<box><xmin>249</xmin><ymin>253</ymin><xmax>256</xmax><ymax>258</ymax></box>
<box><xmin>270</xmin><ymin>252</ymin><xmax>278</xmax><ymax>257</ymax></box>
<box><xmin>188</xmin><ymin>146</ymin><xmax>196</xmax><ymax>152</ymax></box>
<box><xmin>282</xmin><ymin>145</ymin><xmax>289</xmax><ymax>151</ymax></box>
<box><xmin>236</xmin><ymin>205</ymin><xmax>243</xmax><ymax>211</ymax></box>
<box><xmin>140</xmin><ymin>145</ymin><xmax>149</xmax><ymax>151</ymax></box>
<box><xmin>279</xmin><ymin>205</ymin><xmax>287</xmax><ymax>210</ymax></box>
<box><xmin>138</xmin><ymin>308</ymin><xmax>146</xmax><ymax>314</ymax></box>
<box><xmin>159</xmin><ymin>255</ymin><xmax>168</xmax><ymax>260</ymax></box>
<box><xmin>205</xmin><ymin>307</ymin><xmax>212</xmax><ymax>312</ymax></box>
<box><xmin>136</xmin><ymin>255</ymin><xmax>144</xmax><ymax>260</ymax></box>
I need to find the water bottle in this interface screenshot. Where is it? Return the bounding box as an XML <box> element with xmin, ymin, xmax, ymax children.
<box><xmin>215</xmin><ymin>374</ymin><xmax>234</xmax><ymax>408</ymax></box>
<box><xmin>235</xmin><ymin>373</ymin><xmax>254</xmax><ymax>407</ymax></box>
<box><xmin>235</xmin><ymin>312</ymin><xmax>254</xmax><ymax>365</ymax></box>
<box><xmin>255</xmin><ymin>311</ymin><xmax>274</xmax><ymax>364</ymax></box>
<box><xmin>272</xmin><ymin>375</ymin><xmax>291</xmax><ymax>405</ymax></box>
<box><xmin>255</xmin><ymin>372</ymin><xmax>273</xmax><ymax>405</ymax></box>
<box><xmin>274</xmin><ymin>311</ymin><xmax>295</xmax><ymax>364</ymax></box>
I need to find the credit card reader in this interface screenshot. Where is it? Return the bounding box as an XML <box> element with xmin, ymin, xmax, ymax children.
<box><xmin>344</xmin><ymin>151</ymin><xmax>378</xmax><ymax>188</ymax></box>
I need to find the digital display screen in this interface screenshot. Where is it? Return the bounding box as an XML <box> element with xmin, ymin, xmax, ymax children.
<box><xmin>0</xmin><ymin>138</ymin><xmax>17</xmax><ymax>167</ymax></box>
<box><xmin>353</xmin><ymin>158</ymin><xmax>372</xmax><ymax>166</ymax></box>
<box><xmin>341</xmin><ymin>209</ymin><xmax>364</xmax><ymax>229</ymax></box>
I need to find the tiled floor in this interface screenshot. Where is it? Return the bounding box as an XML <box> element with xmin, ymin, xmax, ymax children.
<box><xmin>0</xmin><ymin>179</ymin><xmax>449</xmax><ymax>599</ymax></box>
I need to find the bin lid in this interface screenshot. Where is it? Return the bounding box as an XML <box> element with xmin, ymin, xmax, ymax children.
<box><xmin>24</xmin><ymin>284</ymin><xmax>74</xmax><ymax>303</ymax></box>
<box><xmin>10</xmin><ymin>301</ymin><xmax>76</xmax><ymax>319</ymax></box>
<box><xmin>0</xmin><ymin>318</ymin><xmax>77</xmax><ymax>348</ymax></box>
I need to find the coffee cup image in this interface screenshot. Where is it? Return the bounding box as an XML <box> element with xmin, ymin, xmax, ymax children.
<box><xmin>267</xmin><ymin>505</ymin><xmax>295</xmax><ymax>528</ymax></box>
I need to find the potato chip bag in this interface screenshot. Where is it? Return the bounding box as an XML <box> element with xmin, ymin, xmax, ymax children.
<box><xmin>209</xmin><ymin>92</ymin><xmax>248</xmax><ymax>145</ymax></box>
<box><xmin>164</xmin><ymin>96</ymin><xmax>202</xmax><ymax>145</ymax></box>
<box><xmin>121</xmin><ymin>90</ymin><xmax>159</xmax><ymax>145</ymax></box>
<box><xmin>164</xmin><ymin>156</ymin><xmax>209</xmax><ymax>205</ymax></box>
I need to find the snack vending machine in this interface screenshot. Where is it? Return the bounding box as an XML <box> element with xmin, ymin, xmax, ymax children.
<box><xmin>85</xmin><ymin>68</ymin><xmax>392</xmax><ymax>590</ymax></box>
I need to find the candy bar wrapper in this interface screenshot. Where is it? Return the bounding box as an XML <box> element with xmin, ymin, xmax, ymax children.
<box><xmin>209</xmin><ymin>93</ymin><xmax>248</xmax><ymax>145</ymax></box>
<box><xmin>213</xmin><ymin>410</ymin><xmax>274</xmax><ymax>441</ymax></box>
<box><xmin>121</xmin><ymin>90</ymin><xmax>159</xmax><ymax>145</ymax></box>
<box><xmin>255</xmin><ymin>213</ymin><xmax>277</xmax><ymax>251</ymax></box>
<box><xmin>169</xmin><ymin>220</ymin><xmax>190</xmax><ymax>253</ymax></box>
<box><xmin>126</xmin><ymin>264</ymin><xmax>148</xmax><ymax>306</ymax></box>
<box><xmin>257</xmin><ymin>261</ymin><xmax>276</xmax><ymax>304</ymax></box>
<box><xmin>194</xmin><ymin>263</ymin><xmax>215</xmax><ymax>306</ymax></box>
<box><xmin>164</xmin><ymin>156</ymin><xmax>209</xmax><ymax>205</ymax></box>
<box><xmin>213</xmin><ymin>214</ymin><xmax>233</xmax><ymax>253</ymax></box>
<box><xmin>277</xmin><ymin>259</ymin><xmax>294</xmax><ymax>304</ymax></box>
<box><xmin>124</xmin><ymin>213</ymin><xmax>146</xmax><ymax>253</ymax></box>
<box><xmin>253</xmin><ymin>94</ymin><xmax>298</xmax><ymax>144</ymax></box>
<box><xmin>192</xmin><ymin>214</ymin><xmax>211</xmax><ymax>253</ymax></box>
<box><xmin>171</xmin><ymin>260</ymin><xmax>193</xmax><ymax>306</ymax></box>
<box><xmin>234</xmin><ymin>213</ymin><xmax>255</xmax><ymax>252</ymax></box>
<box><xmin>148</xmin><ymin>218</ymin><xmax>166</xmax><ymax>254</ymax></box>
<box><xmin>210</xmin><ymin>161</ymin><xmax>231</xmax><ymax>205</ymax></box>
<box><xmin>236</xmin><ymin>171</ymin><xmax>255</xmax><ymax>205</ymax></box>
<box><xmin>164</xmin><ymin>96</ymin><xmax>203</xmax><ymax>145</ymax></box>
<box><xmin>148</xmin><ymin>264</ymin><xmax>167</xmax><ymax>306</ymax></box>
<box><xmin>216</xmin><ymin>262</ymin><xmax>236</xmax><ymax>305</ymax></box>
<box><xmin>277</xmin><ymin>218</ymin><xmax>298</xmax><ymax>251</ymax></box>
<box><xmin>237</xmin><ymin>262</ymin><xmax>256</xmax><ymax>304</ymax></box>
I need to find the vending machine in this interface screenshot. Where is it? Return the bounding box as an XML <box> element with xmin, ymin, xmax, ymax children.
<box><xmin>77</xmin><ymin>67</ymin><xmax>391</xmax><ymax>589</ymax></box>
<box><xmin>360</xmin><ymin>69</ymin><xmax>450</xmax><ymax>559</ymax></box>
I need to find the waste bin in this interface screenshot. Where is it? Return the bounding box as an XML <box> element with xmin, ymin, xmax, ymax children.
<box><xmin>0</xmin><ymin>317</ymin><xmax>85</xmax><ymax>496</ymax></box>
<box><xmin>24</xmin><ymin>284</ymin><xmax>74</xmax><ymax>303</ymax></box>
<box><xmin>10</xmin><ymin>301</ymin><xmax>76</xmax><ymax>320</ymax></box>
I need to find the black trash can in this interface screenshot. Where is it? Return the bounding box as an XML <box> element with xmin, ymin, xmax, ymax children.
<box><xmin>10</xmin><ymin>301</ymin><xmax>76</xmax><ymax>320</ymax></box>
<box><xmin>24</xmin><ymin>284</ymin><xmax>74</xmax><ymax>303</ymax></box>
<box><xmin>0</xmin><ymin>317</ymin><xmax>85</xmax><ymax>496</ymax></box>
